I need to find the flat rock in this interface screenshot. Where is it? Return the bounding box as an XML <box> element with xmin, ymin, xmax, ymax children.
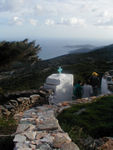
<box><xmin>20</xmin><ymin>118</ymin><xmax>35</xmax><ymax>124</ymax></box>
<box><xmin>36</xmin><ymin>105</ymin><xmax>54</xmax><ymax>112</ymax></box>
<box><xmin>37</xmin><ymin>118</ymin><xmax>59</xmax><ymax>131</ymax></box>
<box><xmin>35</xmin><ymin>131</ymin><xmax>47</xmax><ymax>140</ymax></box>
<box><xmin>15</xmin><ymin>141</ymin><xmax>30</xmax><ymax>149</ymax></box>
<box><xmin>36</xmin><ymin>143</ymin><xmax>52</xmax><ymax>150</ymax></box>
<box><xmin>53</xmin><ymin>133</ymin><xmax>71</xmax><ymax>148</ymax></box>
<box><xmin>40</xmin><ymin>134</ymin><xmax>54</xmax><ymax>144</ymax></box>
<box><xmin>23</xmin><ymin>131</ymin><xmax>36</xmax><ymax>140</ymax></box>
<box><xmin>13</xmin><ymin>134</ymin><xmax>26</xmax><ymax>142</ymax></box>
<box><xmin>61</xmin><ymin>142</ymin><xmax>80</xmax><ymax>150</ymax></box>
<box><xmin>16</xmin><ymin>124</ymin><xmax>30</xmax><ymax>133</ymax></box>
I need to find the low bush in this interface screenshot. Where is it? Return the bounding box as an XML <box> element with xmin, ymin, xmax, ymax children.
<box><xmin>58</xmin><ymin>96</ymin><xmax>113</xmax><ymax>149</ymax></box>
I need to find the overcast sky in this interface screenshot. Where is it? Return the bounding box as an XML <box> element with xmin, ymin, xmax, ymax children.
<box><xmin>1</xmin><ymin>0</ymin><xmax>113</xmax><ymax>41</ymax></box>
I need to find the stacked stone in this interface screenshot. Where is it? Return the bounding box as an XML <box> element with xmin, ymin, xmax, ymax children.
<box><xmin>0</xmin><ymin>88</ymin><xmax>53</xmax><ymax>118</ymax></box>
<box><xmin>13</xmin><ymin>95</ymin><xmax>113</xmax><ymax>150</ymax></box>
<box><xmin>0</xmin><ymin>94</ymin><xmax>40</xmax><ymax>118</ymax></box>
<box><xmin>55</xmin><ymin>96</ymin><xmax>98</xmax><ymax>108</ymax></box>
<box><xmin>73</xmin><ymin>96</ymin><xmax>97</xmax><ymax>104</ymax></box>
<box><xmin>13</xmin><ymin>105</ymin><xmax>80</xmax><ymax>150</ymax></box>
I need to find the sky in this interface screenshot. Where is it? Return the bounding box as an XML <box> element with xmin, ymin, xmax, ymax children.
<box><xmin>1</xmin><ymin>0</ymin><xmax>113</xmax><ymax>41</ymax></box>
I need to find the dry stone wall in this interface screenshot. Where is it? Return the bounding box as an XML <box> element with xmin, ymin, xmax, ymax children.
<box><xmin>13</xmin><ymin>96</ymin><xmax>101</xmax><ymax>150</ymax></box>
<box><xmin>0</xmin><ymin>88</ymin><xmax>53</xmax><ymax>118</ymax></box>
<box><xmin>13</xmin><ymin>104</ymin><xmax>80</xmax><ymax>150</ymax></box>
<box><xmin>13</xmin><ymin>94</ymin><xmax>113</xmax><ymax>150</ymax></box>
<box><xmin>2</xmin><ymin>88</ymin><xmax>111</xmax><ymax>150</ymax></box>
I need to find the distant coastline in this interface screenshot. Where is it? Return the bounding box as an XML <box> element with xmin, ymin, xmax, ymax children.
<box><xmin>38</xmin><ymin>38</ymin><xmax>112</xmax><ymax>60</ymax></box>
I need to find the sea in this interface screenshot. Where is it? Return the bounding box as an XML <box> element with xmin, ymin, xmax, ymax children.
<box><xmin>1</xmin><ymin>37</ymin><xmax>112</xmax><ymax>60</ymax></box>
<box><xmin>36</xmin><ymin>38</ymin><xmax>113</xmax><ymax>60</ymax></box>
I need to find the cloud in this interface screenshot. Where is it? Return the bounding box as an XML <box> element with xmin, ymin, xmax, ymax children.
<box><xmin>35</xmin><ymin>4</ymin><xmax>43</xmax><ymax>11</ymax></box>
<box><xmin>95</xmin><ymin>10</ymin><xmax>113</xmax><ymax>28</ymax></box>
<box><xmin>0</xmin><ymin>0</ymin><xmax>25</xmax><ymax>12</ymax></box>
<box><xmin>34</xmin><ymin>4</ymin><xmax>43</xmax><ymax>15</ymax></box>
<box><xmin>45</xmin><ymin>19</ymin><xmax>55</xmax><ymax>25</ymax></box>
<box><xmin>9</xmin><ymin>16</ymin><xmax>23</xmax><ymax>26</ymax></box>
<box><xmin>96</xmin><ymin>20</ymin><xmax>113</xmax><ymax>29</ymax></box>
<box><xmin>29</xmin><ymin>19</ymin><xmax>38</xmax><ymax>26</ymax></box>
<box><xmin>1</xmin><ymin>0</ymin><xmax>113</xmax><ymax>29</ymax></box>
<box><xmin>60</xmin><ymin>17</ymin><xmax>86</xmax><ymax>26</ymax></box>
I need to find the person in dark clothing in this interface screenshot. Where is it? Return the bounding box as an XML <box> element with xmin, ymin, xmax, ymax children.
<box><xmin>89</xmin><ymin>72</ymin><xmax>100</xmax><ymax>96</ymax></box>
<box><xmin>73</xmin><ymin>80</ymin><xmax>82</xmax><ymax>99</ymax></box>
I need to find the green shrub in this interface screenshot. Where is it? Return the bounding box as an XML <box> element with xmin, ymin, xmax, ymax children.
<box><xmin>58</xmin><ymin>96</ymin><xmax>113</xmax><ymax>149</ymax></box>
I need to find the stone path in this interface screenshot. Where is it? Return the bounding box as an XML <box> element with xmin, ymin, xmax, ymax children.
<box><xmin>13</xmin><ymin>104</ymin><xmax>80</xmax><ymax>150</ymax></box>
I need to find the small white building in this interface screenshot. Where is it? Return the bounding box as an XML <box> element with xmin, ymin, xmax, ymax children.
<box><xmin>44</xmin><ymin>73</ymin><xmax>74</xmax><ymax>103</ymax></box>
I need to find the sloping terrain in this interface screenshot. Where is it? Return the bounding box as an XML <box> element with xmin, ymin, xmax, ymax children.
<box><xmin>0</xmin><ymin>43</ymin><xmax>113</xmax><ymax>93</ymax></box>
<box><xmin>58</xmin><ymin>95</ymin><xmax>113</xmax><ymax>150</ymax></box>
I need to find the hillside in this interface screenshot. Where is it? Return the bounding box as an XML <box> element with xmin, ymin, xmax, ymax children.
<box><xmin>67</xmin><ymin>44</ymin><xmax>98</xmax><ymax>54</ymax></box>
<box><xmin>0</xmin><ymin>42</ymin><xmax>113</xmax><ymax>150</ymax></box>
<box><xmin>39</xmin><ymin>43</ymin><xmax>113</xmax><ymax>81</ymax></box>
<box><xmin>0</xmin><ymin>43</ymin><xmax>113</xmax><ymax>94</ymax></box>
<box><xmin>44</xmin><ymin>43</ymin><xmax>113</xmax><ymax>65</ymax></box>
<box><xmin>58</xmin><ymin>95</ymin><xmax>113</xmax><ymax>150</ymax></box>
